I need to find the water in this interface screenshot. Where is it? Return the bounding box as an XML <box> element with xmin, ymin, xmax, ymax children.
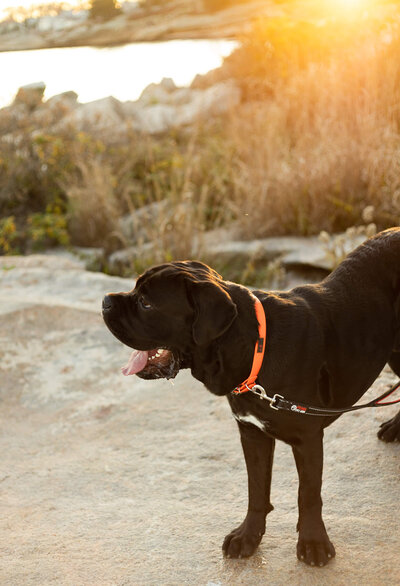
<box><xmin>0</xmin><ymin>39</ymin><xmax>236</xmax><ymax>107</ymax></box>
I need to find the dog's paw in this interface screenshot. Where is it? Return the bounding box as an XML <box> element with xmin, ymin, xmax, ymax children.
<box><xmin>378</xmin><ymin>415</ymin><xmax>400</xmax><ymax>442</ymax></box>
<box><xmin>222</xmin><ymin>517</ymin><xmax>264</xmax><ymax>558</ymax></box>
<box><xmin>297</xmin><ymin>535</ymin><xmax>336</xmax><ymax>567</ymax></box>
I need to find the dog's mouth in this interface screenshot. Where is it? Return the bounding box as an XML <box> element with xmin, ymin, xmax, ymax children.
<box><xmin>121</xmin><ymin>348</ymin><xmax>180</xmax><ymax>380</ymax></box>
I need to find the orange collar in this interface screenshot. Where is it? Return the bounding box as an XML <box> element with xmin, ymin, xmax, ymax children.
<box><xmin>232</xmin><ymin>296</ymin><xmax>266</xmax><ymax>395</ymax></box>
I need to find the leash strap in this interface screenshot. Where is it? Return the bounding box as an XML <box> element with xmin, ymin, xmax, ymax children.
<box><xmin>231</xmin><ymin>294</ymin><xmax>400</xmax><ymax>416</ymax></box>
<box><xmin>264</xmin><ymin>379</ymin><xmax>400</xmax><ymax>416</ymax></box>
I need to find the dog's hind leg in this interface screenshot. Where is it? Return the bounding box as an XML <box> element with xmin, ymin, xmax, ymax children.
<box><xmin>222</xmin><ymin>423</ymin><xmax>275</xmax><ymax>558</ymax></box>
<box><xmin>292</xmin><ymin>431</ymin><xmax>336</xmax><ymax>566</ymax></box>
<box><xmin>377</xmin><ymin>351</ymin><xmax>400</xmax><ymax>442</ymax></box>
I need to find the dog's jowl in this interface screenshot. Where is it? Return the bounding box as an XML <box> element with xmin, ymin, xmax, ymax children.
<box><xmin>102</xmin><ymin>228</ymin><xmax>400</xmax><ymax>567</ymax></box>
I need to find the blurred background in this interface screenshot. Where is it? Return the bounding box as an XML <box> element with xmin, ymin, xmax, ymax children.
<box><xmin>1</xmin><ymin>0</ymin><xmax>400</xmax><ymax>284</ymax></box>
<box><xmin>2</xmin><ymin>4</ymin><xmax>400</xmax><ymax>583</ymax></box>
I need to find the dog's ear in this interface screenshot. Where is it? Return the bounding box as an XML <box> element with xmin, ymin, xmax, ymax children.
<box><xmin>189</xmin><ymin>281</ymin><xmax>238</xmax><ymax>346</ymax></box>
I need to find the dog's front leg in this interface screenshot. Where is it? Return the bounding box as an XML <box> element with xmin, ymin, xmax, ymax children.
<box><xmin>292</xmin><ymin>432</ymin><xmax>336</xmax><ymax>566</ymax></box>
<box><xmin>223</xmin><ymin>422</ymin><xmax>275</xmax><ymax>558</ymax></box>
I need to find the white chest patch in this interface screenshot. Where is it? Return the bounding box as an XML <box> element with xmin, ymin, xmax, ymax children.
<box><xmin>233</xmin><ymin>412</ymin><xmax>266</xmax><ymax>432</ymax></box>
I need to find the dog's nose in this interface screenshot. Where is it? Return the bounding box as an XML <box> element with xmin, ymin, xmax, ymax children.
<box><xmin>102</xmin><ymin>295</ymin><xmax>113</xmax><ymax>312</ymax></box>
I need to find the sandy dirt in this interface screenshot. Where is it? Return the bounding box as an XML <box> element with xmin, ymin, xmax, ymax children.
<box><xmin>1</xmin><ymin>254</ymin><xmax>399</xmax><ymax>585</ymax></box>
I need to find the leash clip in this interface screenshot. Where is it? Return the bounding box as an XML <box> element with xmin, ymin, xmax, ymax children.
<box><xmin>249</xmin><ymin>384</ymin><xmax>283</xmax><ymax>410</ymax></box>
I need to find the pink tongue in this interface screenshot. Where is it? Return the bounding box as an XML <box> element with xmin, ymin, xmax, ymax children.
<box><xmin>121</xmin><ymin>350</ymin><xmax>148</xmax><ymax>376</ymax></box>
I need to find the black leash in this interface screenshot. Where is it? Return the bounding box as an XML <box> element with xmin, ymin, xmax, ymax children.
<box><xmin>244</xmin><ymin>379</ymin><xmax>400</xmax><ymax>417</ymax></box>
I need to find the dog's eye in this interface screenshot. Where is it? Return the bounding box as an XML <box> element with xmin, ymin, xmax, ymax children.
<box><xmin>139</xmin><ymin>295</ymin><xmax>152</xmax><ymax>310</ymax></box>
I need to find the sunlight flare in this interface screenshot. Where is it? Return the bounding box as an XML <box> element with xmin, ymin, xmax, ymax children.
<box><xmin>324</xmin><ymin>0</ymin><xmax>370</xmax><ymax>14</ymax></box>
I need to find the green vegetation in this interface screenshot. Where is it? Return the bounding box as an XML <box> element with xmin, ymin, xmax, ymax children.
<box><xmin>0</xmin><ymin>216</ymin><xmax>18</xmax><ymax>255</ymax></box>
<box><xmin>0</xmin><ymin>15</ymin><xmax>399</xmax><ymax>274</ymax></box>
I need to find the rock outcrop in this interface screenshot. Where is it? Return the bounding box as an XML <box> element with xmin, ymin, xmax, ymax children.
<box><xmin>13</xmin><ymin>81</ymin><xmax>46</xmax><ymax>110</ymax></box>
<box><xmin>1</xmin><ymin>78</ymin><xmax>241</xmax><ymax>137</ymax></box>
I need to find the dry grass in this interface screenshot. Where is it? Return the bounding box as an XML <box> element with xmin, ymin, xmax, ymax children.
<box><xmin>218</xmin><ymin>18</ymin><xmax>400</xmax><ymax>237</ymax></box>
<box><xmin>63</xmin><ymin>159</ymin><xmax>122</xmax><ymax>250</ymax></box>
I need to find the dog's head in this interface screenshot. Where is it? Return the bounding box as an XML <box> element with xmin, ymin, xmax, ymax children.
<box><xmin>102</xmin><ymin>261</ymin><xmax>238</xmax><ymax>380</ymax></box>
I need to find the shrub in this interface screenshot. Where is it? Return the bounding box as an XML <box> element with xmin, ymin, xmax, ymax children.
<box><xmin>28</xmin><ymin>205</ymin><xmax>69</xmax><ymax>251</ymax></box>
<box><xmin>0</xmin><ymin>216</ymin><xmax>19</xmax><ymax>255</ymax></box>
<box><xmin>89</xmin><ymin>0</ymin><xmax>120</xmax><ymax>20</ymax></box>
<box><xmin>64</xmin><ymin>159</ymin><xmax>122</xmax><ymax>250</ymax></box>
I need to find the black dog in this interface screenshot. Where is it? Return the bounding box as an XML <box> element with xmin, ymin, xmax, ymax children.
<box><xmin>102</xmin><ymin>228</ymin><xmax>400</xmax><ymax>567</ymax></box>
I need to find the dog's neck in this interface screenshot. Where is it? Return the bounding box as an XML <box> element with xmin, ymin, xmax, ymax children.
<box><xmin>190</xmin><ymin>283</ymin><xmax>260</xmax><ymax>396</ymax></box>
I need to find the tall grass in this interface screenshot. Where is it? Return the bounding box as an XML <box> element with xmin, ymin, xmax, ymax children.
<box><xmin>220</xmin><ymin>16</ymin><xmax>400</xmax><ymax>236</ymax></box>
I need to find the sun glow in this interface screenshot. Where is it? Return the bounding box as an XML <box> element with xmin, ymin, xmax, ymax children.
<box><xmin>322</xmin><ymin>0</ymin><xmax>372</xmax><ymax>16</ymax></box>
<box><xmin>335</xmin><ymin>0</ymin><xmax>364</xmax><ymax>7</ymax></box>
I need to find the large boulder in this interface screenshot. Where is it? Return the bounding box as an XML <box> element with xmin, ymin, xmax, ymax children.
<box><xmin>204</xmin><ymin>232</ymin><xmax>368</xmax><ymax>272</ymax></box>
<box><xmin>107</xmin><ymin>242</ymin><xmax>156</xmax><ymax>274</ymax></box>
<box><xmin>32</xmin><ymin>91</ymin><xmax>79</xmax><ymax>127</ymax></box>
<box><xmin>136</xmin><ymin>77</ymin><xmax>178</xmax><ymax>106</ymax></box>
<box><xmin>203</xmin><ymin>235</ymin><xmax>328</xmax><ymax>270</ymax></box>
<box><xmin>13</xmin><ymin>81</ymin><xmax>46</xmax><ymax>110</ymax></box>
<box><xmin>119</xmin><ymin>200</ymin><xmax>169</xmax><ymax>244</ymax></box>
<box><xmin>122</xmin><ymin>78</ymin><xmax>241</xmax><ymax>134</ymax></box>
<box><xmin>58</xmin><ymin>95</ymin><xmax>126</xmax><ymax>133</ymax></box>
<box><xmin>46</xmin><ymin>90</ymin><xmax>79</xmax><ymax>110</ymax></box>
<box><xmin>175</xmin><ymin>80</ymin><xmax>241</xmax><ymax>125</ymax></box>
<box><xmin>130</xmin><ymin>103</ymin><xmax>176</xmax><ymax>134</ymax></box>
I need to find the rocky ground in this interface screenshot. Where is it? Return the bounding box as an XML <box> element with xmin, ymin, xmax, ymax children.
<box><xmin>1</xmin><ymin>253</ymin><xmax>399</xmax><ymax>585</ymax></box>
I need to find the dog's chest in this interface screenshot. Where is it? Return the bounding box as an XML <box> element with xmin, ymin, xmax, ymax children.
<box><xmin>227</xmin><ymin>394</ymin><xmax>276</xmax><ymax>435</ymax></box>
<box><xmin>232</xmin><ymin>411</ymin><xmax>270</xmax><ymax>433</ymax></box>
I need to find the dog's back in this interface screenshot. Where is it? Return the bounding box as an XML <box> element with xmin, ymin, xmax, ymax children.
<box><xmin>327</xmin><ymin>227</ymin><xmax>400</xmax><ymax>299</ymax></box>
<box><xmin>271</xmin><ymin>228</ymin><xmax>400</xmax><ymax>405</ymax></box>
